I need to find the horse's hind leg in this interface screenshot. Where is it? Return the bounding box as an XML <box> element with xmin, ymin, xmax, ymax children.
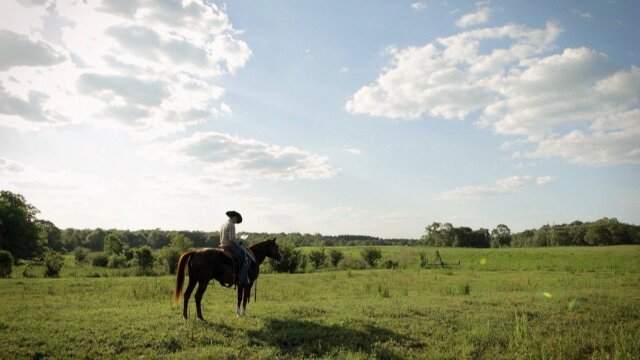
<box><xmin>183</xmin><ymin>277</ymin><xmax>197</xmax><ymax>319</ymax></box>
<box><xmin>194</xmin><ymin>280</ymin><xmax>210</xmax><ymax>321</ymax></box>
<box><xmin>236</xmin><ymin>287</ymin><xmax>244</xmax><ymax>317</ymax></box>
<box><xmin>242</xmin><ymin>285</ymin><xmax>251</xmax><ymax>317</ymax></box>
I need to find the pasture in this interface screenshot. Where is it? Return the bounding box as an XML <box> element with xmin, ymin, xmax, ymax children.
<box><xmin>0</xmin><ymin>246</ymin><xmax>639</xmax><ymax>359</ymax></box>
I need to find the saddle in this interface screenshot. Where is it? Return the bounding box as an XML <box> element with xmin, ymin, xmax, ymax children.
<box><xmin>216</xmin><ymin>245</ymin><xmax>251</xmax><ymax>288</ymax></box>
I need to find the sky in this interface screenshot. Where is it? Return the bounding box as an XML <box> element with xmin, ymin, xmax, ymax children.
<box><xmin>0</xmin><ymin>0</ymin><xmax>639</xmax><ymax>238</ymax></box>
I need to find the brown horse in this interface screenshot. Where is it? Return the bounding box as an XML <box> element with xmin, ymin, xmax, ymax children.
<box><xmin>173</xmin><ymin>238</ymin><xmax>281</xmax><ymax>320</ymax></box>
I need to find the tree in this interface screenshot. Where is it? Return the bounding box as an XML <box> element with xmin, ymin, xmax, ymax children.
<box><xmin>103</xmin><ymin>233</ymin><xmax>124</xmax><ymax>255</ymax></box>
<box><xmin>0</xmin><ymin>250</ymin><xmax>13</xmax><ymax>277</ymax></box>
<box><xmin>36</xmin><ymin>220</ymin><xmax>62</xmax><ymax>252</ymax></box>
<box><xmin>361</xmin><ymin>247</ymin><xmax>382</xmax><ymax>268</ymax></box>
<box><xmin>0</xmin><ymin>191</ymin><xmax>41</xmax><ymax>259</ymax></box>
<box><xmin>491</xmin><ymin>224</ymin><xmax>512</xmax><ymax>248</ymax></box>
<box><xmin>585</xmin><ymin>224</ymin><xmax>611</xmax><ymax>245</ymax></box>
<box><xmin>85</xmin><ymin>228</ymin><xmax>107</xmax><ymax>251</ymax></box>
<box><xmin>135</xmin><ymin>246</ymin><xmax>155</xmax><ymax>274</ymax></box>
<box><xmin>170</xmin><ymin>233</ymin><xmax>193</xmax><ymax>253</ymax></box>
<box><xmin>161</xmin><ymin>246</ymin><xmax>181</xmax><ymax>274</ymax></box>
<box><xmin>329</xmin><ymin>249</ymin><xmax>344</xmax><ymax>267</ymax></box>
<box><xmin>308</xmin><ymin>248</ymin><xmax>327</xmax><ymax>269</ymax></box>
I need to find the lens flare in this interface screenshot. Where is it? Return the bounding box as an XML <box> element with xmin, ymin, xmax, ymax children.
<box><xmin>479</xmin><ymin>258</ymin><xmax>487</xmax><ymax>265</ymax></box>
<box><xmin>543</xmin><ymin>291</ymin><xmax>553</xmax><ymax>299</ymax></box>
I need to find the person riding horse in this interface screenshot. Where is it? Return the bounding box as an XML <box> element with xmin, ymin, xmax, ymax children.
<box><xmin>219</xmin><ymin>210</ymin><xmax>252</xmax><ymax>285</ymax></box>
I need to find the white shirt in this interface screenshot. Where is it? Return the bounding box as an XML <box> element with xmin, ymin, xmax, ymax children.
<box><xmin>220</xmin><ymin>219</ymin><xmax>237</xmax><ymax>246</ymax></box>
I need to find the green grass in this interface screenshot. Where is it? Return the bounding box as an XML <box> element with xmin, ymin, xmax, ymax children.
<box><xmin>1</xmin><ymin>246</ymin><xmax>639</xmax><ymax>359</ymax></box>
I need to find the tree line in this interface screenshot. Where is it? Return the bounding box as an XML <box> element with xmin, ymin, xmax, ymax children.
<box><xmin>420</xmin><ymin>220</ymin><xmax>640</xmax><ymax>248</ymax></box>
<box><xmin>2</xmin><ymin>190</ymin><xmax>639</xmax><ymax>265</ymax></box>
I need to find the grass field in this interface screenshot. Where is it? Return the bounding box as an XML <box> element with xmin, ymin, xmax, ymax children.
<box><xmin>1</xmin><ymin>246</ymin><xmax>639</xmax><ymax>359</ymax></box>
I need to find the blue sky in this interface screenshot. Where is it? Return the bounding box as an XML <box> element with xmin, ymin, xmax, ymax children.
<box><xmin>0</xmin><ymin>0</ymin><xmax>638</xmax><ymax>238</ymax></box>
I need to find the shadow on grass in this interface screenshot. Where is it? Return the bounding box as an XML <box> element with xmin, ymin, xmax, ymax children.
<box><xmin>247</xmin><ymin>318</ymin><xmax>424</xmax><ymax>359</ymax></box>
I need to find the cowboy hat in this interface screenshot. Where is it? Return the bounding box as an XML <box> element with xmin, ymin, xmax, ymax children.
<box><xmin>225</xmin><ymin>210</ymin><xmax>242</xmax><ymax>223</ymax></box>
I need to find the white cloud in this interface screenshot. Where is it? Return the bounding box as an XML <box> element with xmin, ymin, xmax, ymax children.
<box><xmin>172</xmin><ymin>132</ymin><xmax>337</xmax><ymax>180</ymax></box>
<box><xmin>411</xmin><ymin>3</ymin><xmax>426</xmax><ymax>11</ymax></box>
<box><xmin>439</xmin><ymin>175</ymin><xmax>555</xmax><ymax>200</ymax></box>
<box><xmin>572</xmin><ymin>9</ymin><xmax>593</xmax><ymax>20</ymax></box>
<box><xmin>346</xmin><ymin>21</ymin><xmax>640</xmax><ymax>165</ymax></box>
<box><xmin>455</xmin><ymin>5</ymin><xmax>491</xmax><ymax>28</ymax></box>
<box><xmin>0</xmin><ymin>0</ymin><xmax>251</xmax><ymax>134</ymax></box>
<box><xmin>344</xmin><ymin>147</ymin><xmax>362</xmax><ymax>155</ymax></box>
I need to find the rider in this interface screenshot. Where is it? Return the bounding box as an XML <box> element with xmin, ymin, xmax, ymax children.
<box><xmin>219</xmin><ymin>210</ymin><xmax>250</xmax><ymax>285</ymax></box>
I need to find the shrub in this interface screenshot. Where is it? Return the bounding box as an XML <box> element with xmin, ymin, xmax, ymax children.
<box><xmin>361</xmin><ymin>247</ymin><xmax>382</xmax><ymax>268</ymax></box>
<box><xmin>107</xmin><ymin>254</ymin><xmax>127</xmax><ymax>269</ymax></box>
<box><xmin>382</xmin><ymin>259</ymin><xmax>399</xmax><ymax>269</ymax></box>
<box><xmin>308</xmin><ymin>248</ymin><xmax>327</xmax><ymax>269</ymax></box>
<box><xmin>123</xmin><ymin>247</ymin><xmax>134</xmax><ymax>261</ymax></box>
<box><xmin>91</xmin><ymin>252</ymin><xmax>109</xmax><ymax>267</ymax></box>
<box><xmin>339</xmin><ymin>257</ymin><xmax>366</xmax><ymax>270</ymax></box>
<box><xmin>418</xmin><ymin>251</ymin><xmax>428</xmax><ymax>268</ymax></box>
<box><xmin>329</xmin><ymin>249</ymin><xmax>344</xmax><ymax>267</ymax></box>
<box><xmin>160</xmin><ymin>246</ymin><xmax>181</xmax><ymax>274</ymax></box>
<box><xmin>135</xmin><ymin>246</ymin><xmax>155</xmax><ymax>274</ymax></box>
<box><xmin>0</xmin><ymin>250</ymin><xmax>14</xmax><ymax>278</ymax></box>
<box><xmin>74</xmin><ymin>247</ymin><xmax>90</xmax><ymax>263</ymax></box>
<box><xmin>269</xmin><ymin>241</ymin><xmax>303</xmax><ymax>273</ymax></box>
<box><xmin>43</xmin><ymin>249</ymin><xmax>64</xmax><ymax>277</ymax></box>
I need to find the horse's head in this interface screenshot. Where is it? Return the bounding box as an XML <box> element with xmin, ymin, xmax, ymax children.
<box><xmin>266</xmin><ymin>237</ymin><xmax>282</xmax><ymax>261</ymax></box>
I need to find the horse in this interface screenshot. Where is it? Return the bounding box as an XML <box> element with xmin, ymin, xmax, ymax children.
<box><xmin>172</xmin><ymin>238</ymin><xmax>281</xmax><ymax>320</ymax></box>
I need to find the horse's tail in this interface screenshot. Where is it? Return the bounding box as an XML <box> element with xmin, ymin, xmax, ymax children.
<box><xmin>173</xmin><ymin>251</ymin><xmax>194</xmax><ymax>306</ymax></box>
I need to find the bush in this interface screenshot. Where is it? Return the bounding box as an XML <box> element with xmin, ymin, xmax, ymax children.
<box><xmin>107</xmin><ymin>254</ymin><xmax>127</xmax><ymax>269</ymax></box>
<box><xmin>135</xmin><ymin>246</ymin><xmax>155</xmax><ymax>274</ymax></box>
<box><xmin>308</xmin><ymin>248</ymin><xmax>327</xmax><ymax>269</ymax></box>
<box><xmin>123</xmin><ymin>247</ymin><xmax>134</xmax><ymax>261</ymax></box>
<box><xmin>329</xmin><ymin>249</ymin><xmax>344</xmax><ymax>267</ymax></box>
<box><xmin>361</xmin><ymin>247</ymin><xmax>382</xmax><ymax>268</ymax></box>
<box><xmin>339</xmin><ymin>257</ymin><xmax>366</xmax><ymax>270</ymax></box>
<box><xmin>269</xmin><ymin>241</ymin><xmax>303</xmax><ymax>273</ymax></box>
<box><xmin>74</xmin><ymin>247</ymin><xmax>90</xmax><ymax>263</ymax></box>
<box><xmin>43</xmin><ymin>249</ymin><xmax>64</xmax><ymax>277</ymax></box>
<box><xmin>91</xmin><ymin>252</ymin><xmax>109</xmax><ymax>267</ymax></box>
<box><xmin>382</xmin><ymin>259</ymin><xmax>399</xmax><ymax>269</ymax></box>
<box><xmin>160</xmin><ymin>246</ymin><xmax>181</xmax><ymax>274</ymax></box>
<box><xmin>0</xmin><ymin>250</ymin><xmax>14</xmax><ymax>278</ymax></box>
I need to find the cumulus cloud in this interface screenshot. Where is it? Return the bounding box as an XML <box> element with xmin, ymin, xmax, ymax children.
<box><xmin>439</xmin><ymin>175</ymin><xmax>555</xmax><ymax>200</ymax></box>
<box><xmin>455</xmin><ymin>5</ymin><xmax>491</xmax><ymax>28</ymax></box>
<box><xmin>344</xmin><ymin>147</ymin><xmax>362</xmax><ymax>155</ymax></box>
<box><xmin>0</xmin><ymin>29</ymin><xmax>65</xmax><ymax>70</ymax></box>
<box><xmin>347</xmin><ymin>21</ymin><xmax>640</xmax><ymax>165</ymax></box>
<box><xmin>0</xmin><ymin>0</ymin><xmax>251</xmax><ymax>134</ymax></box>
<box><xmin>411</xmin><ymin>2</ymin><xmax>426</xmax><ymax>11</ymax></box>
<box><xmin>172</xmin><ymin>132</ymin><xmax>337</xmax><ymax>180</ymax></box>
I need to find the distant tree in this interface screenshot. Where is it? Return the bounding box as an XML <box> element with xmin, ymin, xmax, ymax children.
<box><xmin>0</xmin><ymin>191</ymin><xmax>41</xmax><ymax>259</ymax></box>
<box><xmin>361</xmin><ymin>247</ymin><xmax>382</xmax><ymax>268</ymax></box>
<box><xmin>103</xmin><ymin>233</ymin><xmax>124</xmax><ymax>255</ymax></box>
<box><xmin>0</xmin><ymin>250</ymin><xmax>13</xmax><ymax>277</ymax></box>
<box><xmin>328</xmin><ymin>249</ymin><xmax>344</xmax><ymax>267</ymax></box>
<box><xmin>85</xmin><ymin>228</ymin><xmax>107</xmax><ymax>251</ymax></box>
<box><xmin>36</xmin><ymin>220</ymin><xmax>63</xmax><ymax>252</ymax></box>
<box><xmin>491</xmin><ymin>224</ymin><xmax>512</xmax><ymax>248</ymax></box>
<box><xmin>585</xmin><ymin>224</ymin><xmax>611</xmax><ymax>245</ymax></box>
<box><xmin>308</xmin><ymin>248</ymin><xmax>327</xmax><ymax>269</ymax></box>
<box><xmin>135</xmin><ymin>246</ymin><xmax>155</xmax><ymax>274</ymax></box>
<box><xmin>170</xmin><ymin>233</ymin><xmax>193</xmax><ymax>253</ymax></box>
<box><xmin>160</xmin><ymin>246</ymin><xmax>181</xmax><ymax>274</ymax></box>
<box><xmin>107</xmin><ymin>254</ymin><xmax>127</xmax><ymax>269</ymax></box>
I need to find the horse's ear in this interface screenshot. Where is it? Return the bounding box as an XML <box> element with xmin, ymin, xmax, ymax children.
<box><xmin>270</xmin><ymin>236</ymin><xmax>277</xmax><ymax>242</ymax></box>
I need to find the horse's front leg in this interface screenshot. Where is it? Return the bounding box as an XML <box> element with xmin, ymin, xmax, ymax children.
<box><xmin>236</xmin><ymin>286</ymin><xmax>244</xmax><ymax>317</ymax></box>
<box><xmin>242</xmin><ymin>284</ymin><xmax>252</xmax><ymax>317</ymax></box>
<box><xmin>194</xmin><ymin>280</ymin><xmax>210</xmax><ymax>321</ymax></box>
